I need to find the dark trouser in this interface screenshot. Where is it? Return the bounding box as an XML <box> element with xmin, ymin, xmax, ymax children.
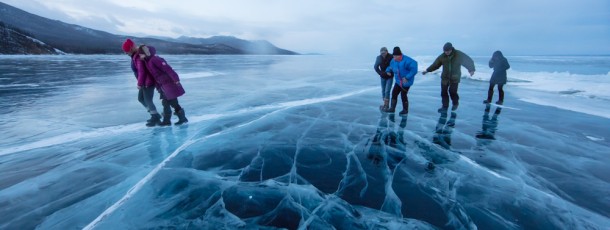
<box><xmin>162</xmin><ymin>98</ymin><xmax>183</xmax><ymax>114</ymax></box>
<box><xmin>391</xmin><ymin>84</ymin><xmax>410</xmax><ymax>110</ymax></box>
<box><xmin>487</xmin><ymin>83</ymin><xmax>504</xmax><ymax>102</ymax></box>
<box><xmin>138</xmin><ymin>86</ymin><xmax>158</xmax><ymax>114</ymax></box>
<box><xmin>441</xmin><ymin>82</ymin><xmax>459</xmax><ymax>108</ymax></box>
<box><xmin>160</xmin><ymin>91</ymin><xmax>183</xmax><ymax>114</ymax></box>
<box><xmin>391</xmin><ymin>84</ymin><xmax>410</xmax><ymax>102</ymax></box>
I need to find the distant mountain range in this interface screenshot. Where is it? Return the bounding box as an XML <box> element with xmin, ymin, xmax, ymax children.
<box><xmin>0</xmin><ymin>21</ymin><xmax>60</xmax><ymax>54</ymax></box>
<box><xmin>0</xmin><ymin>2</ymin><xmax>298</xmax><ymax>55</ymax></box>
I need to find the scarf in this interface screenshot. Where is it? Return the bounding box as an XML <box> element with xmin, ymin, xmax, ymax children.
<box><xmin>394</xmin><ymin>55</ymin><xmax>403</xmax><ymax>62</ymax></box>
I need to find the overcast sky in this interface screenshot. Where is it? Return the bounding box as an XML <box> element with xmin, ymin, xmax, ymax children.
<box><xmin>3</xmin><ymin>0</ymin><xmax>610</xmax><ymax>56</ymax></box>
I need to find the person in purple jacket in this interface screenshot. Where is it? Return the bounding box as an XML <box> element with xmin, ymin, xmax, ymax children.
<box><xmin>122</xmin><ymin>39</ymin><xmax>161</xmax><ymax>127</ymax></box>
<box><xmin>138</xmin><ymin>45</ymin><xmax>188</xmax><ymax>126</ymax></box>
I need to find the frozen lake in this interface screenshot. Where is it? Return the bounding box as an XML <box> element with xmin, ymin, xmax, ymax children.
<box><xmin>0</xmin><ymin>54</ymin><xmax>609</xmax><ymax>229</ymax></box>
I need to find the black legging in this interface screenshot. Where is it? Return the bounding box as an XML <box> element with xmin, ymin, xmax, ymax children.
<box><xmin>159</xmin><ymin>91</ymin><xmax>183</xmax><ymax>115</ymax></box>
<box><xmin>391</xmin><ymin>83</ymin><xmax>410</xmax><ymax>105</ymax></box>
<box><xmin>162</xmin><ymin>98</ymin><xmax>183</xmax><ymax>115</ymax></box>
<box><xmin>487</xmin><ymin>83</ymin><xmax>504</xmax><ymax>102</ymax></box>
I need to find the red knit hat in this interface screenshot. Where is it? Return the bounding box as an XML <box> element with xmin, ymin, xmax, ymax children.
<box><xmin>122</xmin><ymin>39</ymin><xmax>134</xmax><ymax>52</ymax></box>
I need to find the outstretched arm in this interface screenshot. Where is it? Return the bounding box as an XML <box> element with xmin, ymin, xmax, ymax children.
<box><xmin>385</xmin><ymin>60</ymin><xmax>395</xmax><ymax>75</ymax></box>
<box><xmin>461</xmin><ymin>52</ymin><xmax>476</xmax><ymax>76</ymax></box>
<box><xmin>423</xmin><ymin>55</ymin><xmax>442</xmax><ymax>74</ymax></box>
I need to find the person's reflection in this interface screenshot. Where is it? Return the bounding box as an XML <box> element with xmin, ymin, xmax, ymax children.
<box><xmin>371</xmin><ymin>113</ymin><xmax>389</xmax><ymax>145</ymax></box>
<box><xmin>432</xmin><ymin>110</ymin><xmax>457</xmax><ymax>149</ymax></box>
<box><xmin>476</xmin><ymin>104</ymin><xmax>502</xmax><ymax>144</ymax></box>
<box><xmin>368</xmin><ymin>113</ymin><xmax>408</xmax><ymax>170</ymax></box>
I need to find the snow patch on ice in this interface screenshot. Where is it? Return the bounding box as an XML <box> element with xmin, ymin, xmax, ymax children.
<box><xmin>0</xmin><ymin>83</ymin><xmax>40</xmax><ymax>88</ymax></box>
<box><xmin>517</xmin><ymin>92</ymin><xmax>610</xmax><ymax>119</ymax></box>
<box><xmin>586</xmin><ymin>136</ymin><xmax>604</xmax><ymax>141</ymax></box>
<box><xmin>179</xmin><ymin>71</ymin><xmax>222</xmax><ymax>79</ymax></box>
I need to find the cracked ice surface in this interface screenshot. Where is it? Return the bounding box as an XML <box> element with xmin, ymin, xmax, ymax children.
<box><xmin>0</xmin><ymin>55</ymin><xmax>609</xmax><ymax>229</ymax></box>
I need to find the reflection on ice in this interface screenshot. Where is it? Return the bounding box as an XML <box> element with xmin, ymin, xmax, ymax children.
<box><xmin>476</xmin><ymin>104</ymin><xmax>502</xmax><ymax>145</ymax></box>
<box><xmin>433</xmin><ymin>111</ymin><xmax>457</xmax><ymax>149</ymax></box>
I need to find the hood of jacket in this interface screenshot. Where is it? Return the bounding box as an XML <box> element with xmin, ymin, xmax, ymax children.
<box><xmin>140</xmin><ymin>45</ymin><xmax>157</xmax><ymax>60</ymax></box>
<box><xmin>147</xmin><ymin>46</ymin><xmax>157</xmax><ymax>57</ymax></box>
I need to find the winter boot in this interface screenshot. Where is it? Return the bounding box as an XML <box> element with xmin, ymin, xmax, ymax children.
<box><xmin>146</xmin><ymin>110</ymin><xmax>153</xmax><ymax>122</ymax></box>
<box><xmin>159</xmin><ymin>113</ymin><xmax>172</xmax><ymax>126</ymax></box>
<box><xmin>451</xmin><ymin>103</ymin><xmax>459</xmax><ymax>111</ymax></box>
<box><xmin>399</xmin><ymin>101</ymin><xmax>408</xmax><ymax>116</ymax></box>
<box><xmin>497</xmin><ymin>91</ymin><xmax>504</xmax><ymax>105</ymax></box>
<box><xmin>174</xmin><ymin>109</ymin><xmax>188</xmax><ymax>125</ymax></box>
<box><xmin>484</xmin><ymin>90</ymin><xmax>493</xmax><ymax>104</ymax></box>
<box><xmin>146</xmin><ymin>113</ymin><xmax>161</xmax><ymax>127</ymax></box>
<box><xmin>379</xmin><ymin>99</ymin><xmax>389</xmax><ymax>111</ymax></box>
<box><xmin>384</xmin><ymin>99</ymin><xmax>397</xmax><ymax>113</ymax></box>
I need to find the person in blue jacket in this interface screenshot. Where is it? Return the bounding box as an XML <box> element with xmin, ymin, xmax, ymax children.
<box><xmin>384</xmin><ymin>46</ymin><xmax>418</xmax><ymax>115</ymax></box>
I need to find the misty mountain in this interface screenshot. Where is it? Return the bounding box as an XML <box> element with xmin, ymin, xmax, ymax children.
<box><xmin>0</xmin><ymin>2</ymin><xmax>127</xmax><ymax>54</ymax></box>
<box><xmin>168</xmin><ymin>36</ymin><xmax>298</xmax><ymax>55</ymax></box>
<box><xmin>0</xmin><ymin>2</ymin><xmax>297</xmax><ymax>55</ymax></box>
<box><xmin>0</xmin><ymin>21</ymin><xmax>58</xmax><ymax>54</ymax></box>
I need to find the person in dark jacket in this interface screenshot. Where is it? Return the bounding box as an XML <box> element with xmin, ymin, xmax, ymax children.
<box><xmin>138</xmin><ymin>45</ymin><xmax>188</xmax><ymax>126</ymax></box>
<box><xmin>384</xmin><ymin>46</ymin><xmax>418</xmax><ymax>115</ymax></box>
<box><xmin>422</xmin><ymin>42</ymin><xmax>475</xmax><ymax>112</ymax></box>
<box><xmin>484</xmin><ymin>50</ymin><xmax>510</xmax><ymax>105</ymax></box>
<box><xmin>374</xmin><ymin>47</ymin><xmax>394</xmax><ymax>111</ymax></box>
<box><xmin>122</xmin><ymin>39</ymin><xmax>161</xmax><ymax>127</ymax></box>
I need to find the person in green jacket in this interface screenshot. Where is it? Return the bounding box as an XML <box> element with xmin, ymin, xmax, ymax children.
<box><xmin>422</xmin><ymin>42</ymin><xmax>475</xmax><ymax>112</ymax></box>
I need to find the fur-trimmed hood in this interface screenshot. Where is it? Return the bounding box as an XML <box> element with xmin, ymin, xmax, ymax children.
<box><xmin>138</xmin><ymin>45</ymin><xmax>157</xmax><ymax>59</ymax></box>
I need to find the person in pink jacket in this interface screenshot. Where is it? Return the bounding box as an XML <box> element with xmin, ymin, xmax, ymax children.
<box><xmin>138</xmin><ymin>45</ymin><xmax>188</xmax><ymax>126</ymax></box>
<box><xmin>122</xmin><ymin>39</ymin><xmax>161</xmax><ymax>127</ymax></box>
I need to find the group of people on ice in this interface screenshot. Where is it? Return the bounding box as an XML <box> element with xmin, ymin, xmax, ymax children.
<box><xmin>373</xmin><ymin>42</ymin><xmax>510</xmax><ymax>115</ymax></box>
<box><xmin>121</xmin><ymin>38</ymin><xmax>510</xmax><ymax>127</ymax></box>
<box><xmin>122</xmin><ymin>39</ymin><xmax>188</xmax><ymax>127</ymax></box>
